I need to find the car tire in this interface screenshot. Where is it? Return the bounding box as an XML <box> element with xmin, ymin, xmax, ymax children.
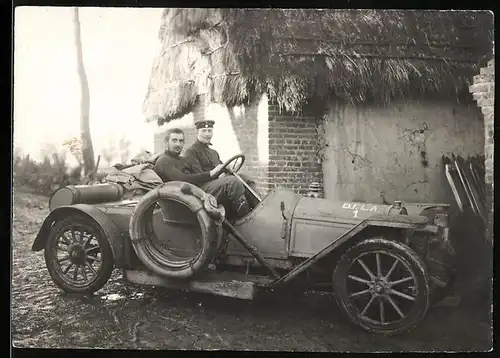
<box><xmin>333</xmin><ymin>237</ymin><xmax>430</xmax><ymax>336</ymax></box>
<box><xmin>129</xmin><ymin>182</ymin><xmax>222</xmax><ymax>280</ymax></box>
<box><xmin>44</xmin><ymin>215</ymin><xmax>114</xmax><ymax>294</ymax></box>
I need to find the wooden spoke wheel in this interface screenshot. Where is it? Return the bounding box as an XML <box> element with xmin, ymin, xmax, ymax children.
<box><xmin>333</xmin><ymin>238</ymin><xmax>430</xmax><ymax>336</ymax></box>
<box><xmin>44</xmin><ymin>215</ymin><xmax>114</xmax><ymax>294</ymax></box>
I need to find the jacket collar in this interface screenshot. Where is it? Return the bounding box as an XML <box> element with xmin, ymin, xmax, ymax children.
<box><xmin>196</xmin><ymin>139</ymin><xmax>213</xmax><ymax>147</ymax></box>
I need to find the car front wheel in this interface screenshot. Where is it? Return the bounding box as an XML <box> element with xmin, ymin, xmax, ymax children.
<box><xmin>333</xmin><ymin>237</ymin><xmax>430</xmax><ymax>336</ymax></box>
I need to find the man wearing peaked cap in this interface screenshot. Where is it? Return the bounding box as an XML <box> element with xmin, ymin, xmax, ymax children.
<box><xmin>195</xmin><ymin>119</ymin><xmax>215</xmax><ymax>129</ymax></box>
<box><xmin>183</xmin><ymin>118</ymin><xmax>261</xmax><ymax>210</ymax></box>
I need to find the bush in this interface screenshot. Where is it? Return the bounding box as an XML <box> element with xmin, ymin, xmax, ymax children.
<box><xmin>13</xmin><ymin>152</ymin><xmax>83</xmax><ymax>196</ymax></box>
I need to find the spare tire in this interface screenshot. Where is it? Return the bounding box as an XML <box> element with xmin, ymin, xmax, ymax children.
<box><xmin>129</xmin><ymin>182</ymin><xmax>223</xmax><ymax>280</ymax></box>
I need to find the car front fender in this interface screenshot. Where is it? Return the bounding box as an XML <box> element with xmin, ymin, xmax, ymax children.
<box><xmin>31</xmin><ymin>204</ymin><xmax>119</xmax><ymax>264</ymax></box>
<box><xmin>365</xmin><ymin>214</ymin><xmax>429</xmax><ymax>229</ymax></box>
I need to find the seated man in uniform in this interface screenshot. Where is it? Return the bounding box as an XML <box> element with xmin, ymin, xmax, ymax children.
<box><xmin>183</xmin><ymin>119</ymin><xmax>261</xmax><ymax>209</ymax></box>
<box><xmin>154</xmin><ymin>128</ymin><xmax>251</xmax><ymax>220</ymax></box>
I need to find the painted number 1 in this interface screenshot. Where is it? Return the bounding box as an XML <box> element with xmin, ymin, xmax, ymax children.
<box><xmin>353</xmin><ymin>210</ymin><xmax>359</xmax><ymax>218</ymax></box>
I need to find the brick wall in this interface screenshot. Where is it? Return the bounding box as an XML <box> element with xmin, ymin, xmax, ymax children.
<box><xmin>267</xmin><ymin>104</ymin><xmax>324</xmax><ymax>196</ymax></box>
<box><xmin>469</xmin><ymin>59</ymin><xmax>494</xmax><ymax>244</ymax></box>
<box><xmin>229</xmin><ymin>102</ymin><xmax>324</xmax><ymax>197</ymax></box>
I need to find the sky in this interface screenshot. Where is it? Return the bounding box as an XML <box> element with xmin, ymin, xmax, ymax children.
<box><xmin>13</xmin><ymin>6</ymin><xmax>164</xmax><ymax>166</ymax></box>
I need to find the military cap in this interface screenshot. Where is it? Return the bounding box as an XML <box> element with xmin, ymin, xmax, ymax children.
<box><xmin>195</xmin><ymin>120</ymin><xmax>215</xmax><ymax>129</ymax></box>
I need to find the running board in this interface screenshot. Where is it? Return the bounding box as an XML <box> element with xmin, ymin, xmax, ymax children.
<box><xmin>123</xmin><ymin>269</ymin><xmax>273</xmax><ymax>300</ymax></box>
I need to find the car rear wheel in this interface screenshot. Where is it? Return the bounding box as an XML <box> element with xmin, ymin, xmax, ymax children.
<box><xmin>44</xmin><ymin>215</ymin><xmax>114</xmax><ymax>294</ymax></box>
<box><xmin>333</xmin><ymin>238</ymin><xmax>430</xmax><ymax>336</ymax></box>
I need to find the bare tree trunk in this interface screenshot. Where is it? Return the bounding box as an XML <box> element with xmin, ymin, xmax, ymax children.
<box><xmin>73</xmin><ymin>7</ymin><xmax>95</xmax><ymax>177</ymax></box>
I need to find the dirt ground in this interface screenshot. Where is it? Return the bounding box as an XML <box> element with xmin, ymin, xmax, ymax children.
<box><xmin>11</xmin><ymin>190</ymin><xmax>492</xmax><ymax>352</ymax></box>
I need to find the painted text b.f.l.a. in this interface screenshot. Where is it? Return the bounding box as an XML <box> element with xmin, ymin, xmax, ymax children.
<box><xmin>342</xmin><ymin>203</ymin><xmax>378</xmax><ymax>212</ymax></box>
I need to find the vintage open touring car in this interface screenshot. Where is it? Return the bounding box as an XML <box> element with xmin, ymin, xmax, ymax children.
<box><xmin>32</xmin><ymin>154</ymin><xmax>457</xmax><ymax>335</ymax></box>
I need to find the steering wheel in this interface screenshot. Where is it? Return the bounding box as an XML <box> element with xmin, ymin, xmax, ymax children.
<box><xmin>218</xmin><ymin>154</ymin><xmax>245</xmax><ymax>175</ymax></box>
<box><xmin>215</xmin><ymin>153</ymin><xmax>262</xmax><ymax>203</ymax></box>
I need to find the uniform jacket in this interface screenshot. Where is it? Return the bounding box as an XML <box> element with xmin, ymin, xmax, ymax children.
<box><xmin>184</xmin><ymin>140</ymin><xmax>222</xmax><ymax>174</ymax></box>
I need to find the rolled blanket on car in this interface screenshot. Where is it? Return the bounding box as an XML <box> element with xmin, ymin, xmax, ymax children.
<box><xmin>122</xmin><ymin>164</ymin><xmax>162</xmax><ymax>185</ymax></box>
<box><xmin>105</xmin><ymin>163</ymin><xmax>163</xmax><ymax>198</ymax></box>
<box><xmin>105</xmin><ymin>168</ymin><xmax>135</xmax><ymax>187</ymax></box>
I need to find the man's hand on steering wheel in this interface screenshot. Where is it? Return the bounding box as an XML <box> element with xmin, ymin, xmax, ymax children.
<box><xmin>209</xmin><ymin>154</ymin><xmax>246</xmax><ymax>179</ymax></box>
<box><xmin>209</xmin><ymin>164</ymin><xmax>226</xmax><ymax>179</ymax></box>
<box><xmin>221</xmin><ymin>154</ymin><xmax>245</xmax><ymax>173</ymax></box>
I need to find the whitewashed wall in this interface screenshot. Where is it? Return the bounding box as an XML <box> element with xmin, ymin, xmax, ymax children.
<box><xmin>322</xmin><ymin>100</ymin><xmax>484</xmax><ymax>205</ymax></box>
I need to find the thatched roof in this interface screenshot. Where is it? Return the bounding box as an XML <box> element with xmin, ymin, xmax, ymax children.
<box><xmin>143</xmin><ymin>9</ymin><xmax>494</xmax><ymax>124</ymax></box>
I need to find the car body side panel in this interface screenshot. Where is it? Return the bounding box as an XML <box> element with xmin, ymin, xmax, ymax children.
<box><xmin>289</xmin><ymin>218</ymin><xmax>357</xmax><ymax>257</ymax></box>
<box><xmin>287</xmin><ymin>197</ymin><xmax>431</xmax><ymax>258</ymax></box>
<box><xmin>96</xmin><ymin>206</ymin><xmax>135</xmax><ymax>233</ymax></box>
<box><xmin>224</xmin><ymin>188</ymin><xmax>302</xmax><ymax>259</ymax></box>
<box><xmin>289</xmin><ymin>197</ymin><xmax>368</xmax><ymax>257</ymax></box>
